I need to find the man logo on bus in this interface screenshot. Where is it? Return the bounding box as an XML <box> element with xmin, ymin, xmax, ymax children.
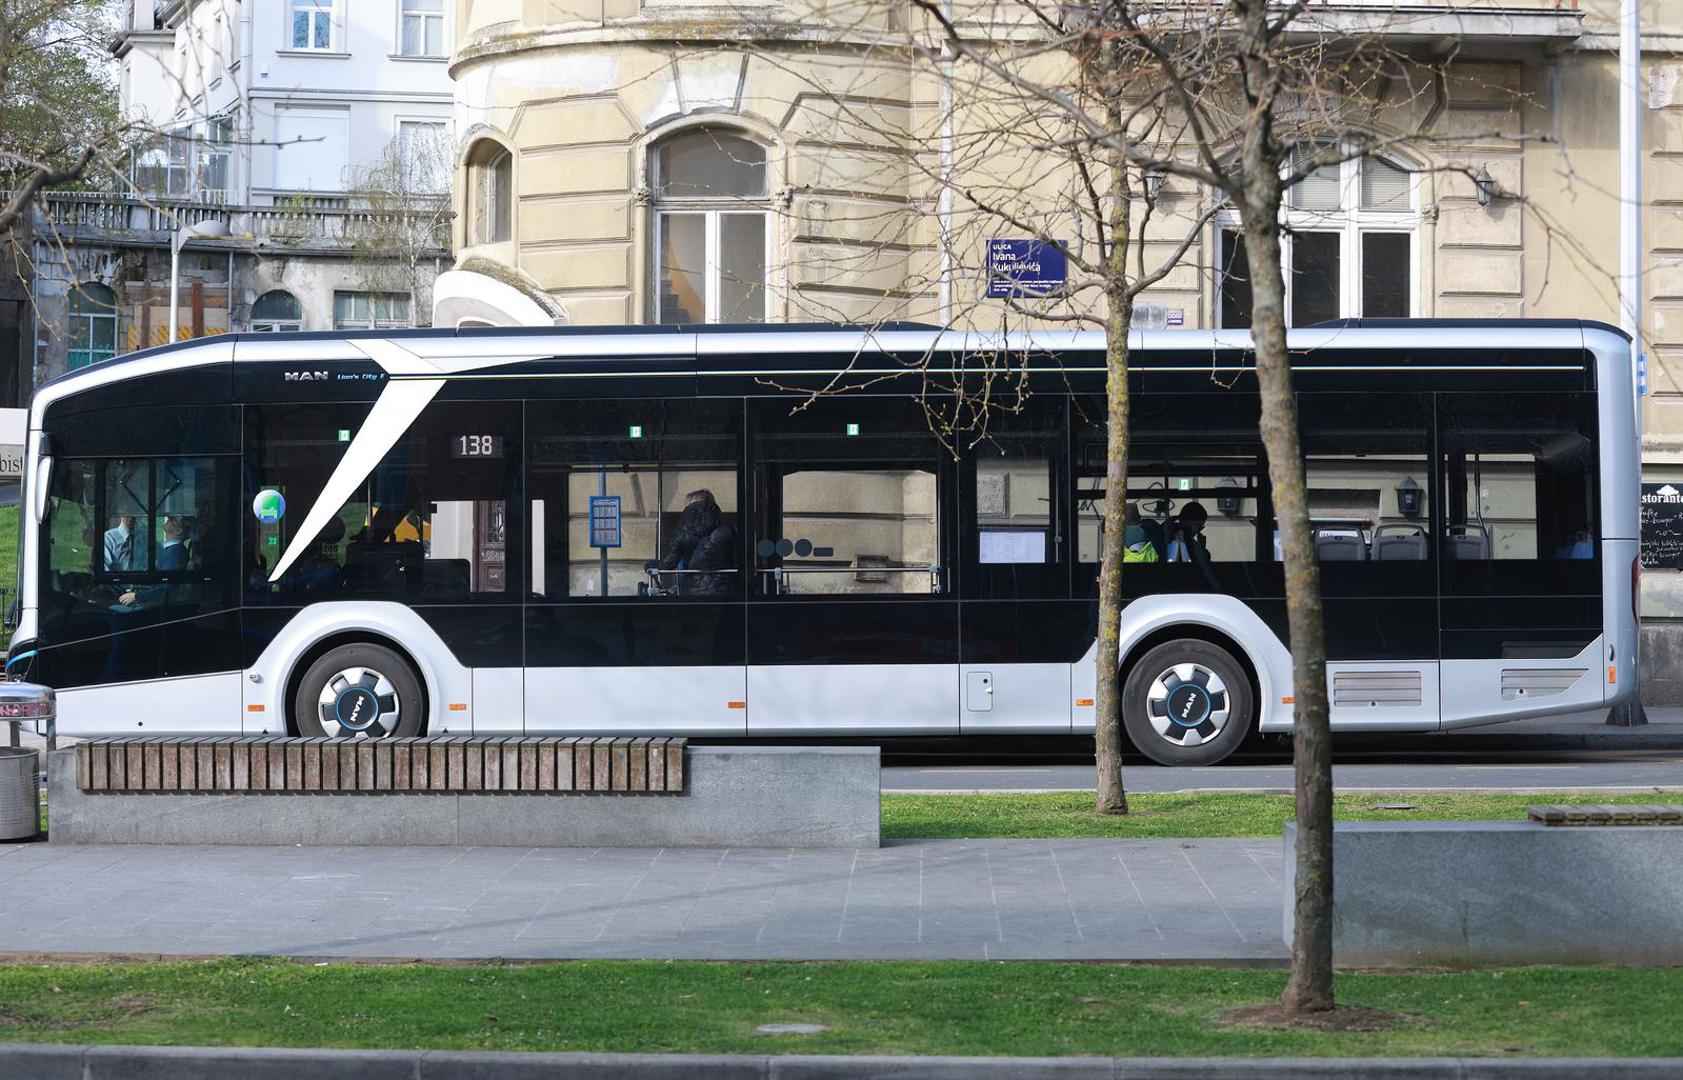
<box><xmin>252</xmin><ymin>489</ymin><xmax>286</xmax><ymax>524</ymax></box>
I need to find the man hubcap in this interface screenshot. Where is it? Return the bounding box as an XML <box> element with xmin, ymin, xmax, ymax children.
<box><xmin>1146</xmin><ymin>663</ymin><xmax>1230</xmax><ymax>747</ymax></box>
<box><xmin>318</xmin><ymin>667</ymin><xmax>400</xmax><ymax>738</ymax></box>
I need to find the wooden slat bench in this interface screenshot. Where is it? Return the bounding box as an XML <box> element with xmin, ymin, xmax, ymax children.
<box><xmin>74</xmin><ymin>736</ymin><xmax>686</xmax><ymax>795</ymax></box>
<box><xmin>1527</xmin><ymin>803</ymin><xmax>1683</xmax><ymax>826</ymax></box>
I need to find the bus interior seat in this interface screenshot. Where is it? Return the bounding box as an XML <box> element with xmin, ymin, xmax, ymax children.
<box><xmin>1445</xmin><ymin>524</ymin><xmax>1492</xmax><ymax>560</ymax></box>
<box><xmin>1372</xmin><ymin>523</ymin><xmax>1428</xmax><ymax>561</ymax></box>
<box><xmin>343</xmin><ymin>540</ymin><xmax>422</xmax><ymax>591</ymax></box>
<box><xmin>423</xmin><ymin>559</ymin><xmax>471</xmax><ymax>593</ymax></box>
<box><xmin>1313</xmin><ymin>530</ymin><xmax>1367</xmax><ymax>561</ymax></box>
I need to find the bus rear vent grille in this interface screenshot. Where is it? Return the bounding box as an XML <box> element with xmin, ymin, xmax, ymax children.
<box><xmin>1501</xmin><ymin>668</ymin><xmax>1587</xmax><ymax>702</ymax></box>
<box><xmin>1332</xmin><ymin>671</ymin><xmax>1422</xmax><ymax>708</ymax></box>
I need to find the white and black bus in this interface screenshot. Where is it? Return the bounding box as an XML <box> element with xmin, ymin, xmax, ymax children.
<box><xmin>5</xmin><ymin>320</ymin><xmax>1639</xmax><ymax>765</ymax></box>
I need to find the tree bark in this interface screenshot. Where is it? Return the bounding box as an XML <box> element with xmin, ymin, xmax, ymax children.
<box><xmin>1230</xmin><ymin>0</ymin><xmax>1334</xmax><ymax>1014</ymax></box>
<box><xmin>1093</xmin><ymin>178</ymin><xmax>1133</xmax><ymax>816</ymax></box>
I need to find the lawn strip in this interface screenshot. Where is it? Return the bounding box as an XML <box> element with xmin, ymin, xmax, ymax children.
<box><xmin>0</xmin><ymin>959</ymin><xmax>1678</xmax><ymax>1057</ymax></box>
<box><xmin>882</xmin><ymin>791</ymin><xmax>1683</xmax><ymax>839</ymax></box>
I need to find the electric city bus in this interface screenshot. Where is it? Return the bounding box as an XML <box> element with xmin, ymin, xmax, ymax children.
<box><xmin>5</xmin><ymin>320</ymin><xmax>1639</xmax><ymax>766</ymax></box>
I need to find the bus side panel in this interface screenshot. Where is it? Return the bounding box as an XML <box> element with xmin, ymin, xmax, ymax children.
<box><xmin>524</xmin><ymin>665</ymin><xmax>747</xmax><ymax>735</ymax></box>
<box><xmin>58</xmin><ymin>672</ymin><xmax>242</xmax><ymax>736</ymax></box>
<box><xmin>1439</xmin><ymin>636</ymin><xmax>1606</xmax><ymax>729</ymax></box>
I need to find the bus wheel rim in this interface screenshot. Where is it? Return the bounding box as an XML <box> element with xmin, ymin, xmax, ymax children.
<box><xmin>1145</xmin><ymin>663</ymin><xmax>1230</xmax><ymax>747</ymax></box>
<box><xmin>318</xmin><ymin>667</ymin><xmax>399</xmax><ymax>738</ymax></box>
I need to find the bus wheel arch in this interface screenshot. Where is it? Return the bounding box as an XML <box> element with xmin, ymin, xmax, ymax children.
<box><xmin>285</xmin><ymin>632</ymin><xmax>432</xmax><ymax>738</ymax></box>
<box><xmin>1118</xmin><ymin>625</ymin><xmax>1261</xmax><ymax>766</ymax></box>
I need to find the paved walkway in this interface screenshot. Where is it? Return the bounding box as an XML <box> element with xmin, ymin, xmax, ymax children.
<box><xmin>0</xmin><ymin>839</ymin><xmax>1285</xmax><ymax>962</ymax></box>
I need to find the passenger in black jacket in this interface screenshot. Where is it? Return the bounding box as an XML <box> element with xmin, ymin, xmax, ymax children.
<box><xmin>659</xmin><ymin>489</ymin><xmax>737</xmax><ymax>596</ymax></box>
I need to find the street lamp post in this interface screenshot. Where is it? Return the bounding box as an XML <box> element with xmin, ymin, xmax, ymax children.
<box><xmin>168</xmin><ymin>219</ymin><xmax>232</xmax><ymax>344</ymax></box>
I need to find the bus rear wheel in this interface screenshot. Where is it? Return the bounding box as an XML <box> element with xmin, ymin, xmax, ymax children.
<box><xmin>1121</xmin><ymin>639</ymin><xmax>1254</xmax><ymax>767</ymax></box>
<box><xmin>293</xmin><ymin>643</ymin><xmax>425</xmax><ymax>739</ymax></box>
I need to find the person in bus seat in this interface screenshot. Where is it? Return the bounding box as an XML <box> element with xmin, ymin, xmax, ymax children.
<box><xmin>1166</xmin><ymin>502</ymin><xmax>1210</xmax><ymax>563</ymax></box>
<box><xmin>102</xmin><ymin>515</ymin><xmax>147</xmax><ymax>571</ymax></box>
<box><xmin>658</xmin><ymin>489</ymin><xmax>737</xmax><ymax>597</ymax></box>
<box><xmin>1122</xmin><ymin>503</ymin><xmax>1160</xmax><ymax>563</ymax></box>
<box><xmin>157</xmin><ymin>516</ymin><xmax>190</xmax><ymax>571</ymax></box>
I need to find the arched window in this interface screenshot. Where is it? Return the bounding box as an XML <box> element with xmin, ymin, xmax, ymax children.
<box><xmin>467</xmin><ymin>139</ymin><xmax>513</xmax><ymax>245</ymax></box>
<box><xmin>650</xmin><ymin>127</ymin><xmax>770</xmax><ymax>324</ymax></box>
<box><xmin>1217</xmin><ymin>146</ymin><xmax>1417</xmax><ymax>328</ymax></box>
<box><xmin>249</xmin><ymin>290</ymin><xmax>303</xmax><ymax>333</ymax></box>
<box><xmin>68</xmin><ymin>283</ymin><xmax>118</xmax><ymax>370</ymax></box>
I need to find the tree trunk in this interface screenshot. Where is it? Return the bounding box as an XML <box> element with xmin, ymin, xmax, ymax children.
<box><xmin>1239</xmin><ymin>183</ymin><xmax>1336</xmax><ymax>1015</ymax></box>
<box><xmin>1093</xmin><ymin>59</ymin><xmax>1133</xmax><ymax>816</ymax></box>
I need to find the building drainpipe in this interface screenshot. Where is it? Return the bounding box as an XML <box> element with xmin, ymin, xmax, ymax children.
<box><xmin>936</xmin><ymin>1</ymin><xmax>954</xmax><ymax>327</ymax></box>
<box><xmin>1612</xmin><ymin>0</ymin><xmax>1648</xmax><ymax>726</ymax></box>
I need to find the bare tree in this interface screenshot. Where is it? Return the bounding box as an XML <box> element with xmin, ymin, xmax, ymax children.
<box><xmin>343</xmin><ymin>132</ymin><xmax>454</xmax><ymax>326</ymax></box>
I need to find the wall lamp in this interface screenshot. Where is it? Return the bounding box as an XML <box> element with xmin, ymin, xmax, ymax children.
<box><xmin>1474</xmin><ymin>166</ymin><xmax>1499</xmax><ymax>207</ymax></box>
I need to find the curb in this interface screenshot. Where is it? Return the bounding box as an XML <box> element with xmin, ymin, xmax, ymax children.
<box><xmin>2</xmin><ymin>1045</ymin><xmax>1680</xmax><ymax>1079</ymax></box>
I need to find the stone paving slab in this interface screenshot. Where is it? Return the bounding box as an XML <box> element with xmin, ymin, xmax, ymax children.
<box><xmin>0</xmin><ymin>838</ymin><xmax>1285</xmax><ymax>962</ymax></box>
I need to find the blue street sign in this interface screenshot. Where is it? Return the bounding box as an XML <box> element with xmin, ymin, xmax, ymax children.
<box><xmin>589</xmin><ymin>494</ymin><xmax>622</xmax><ymax>548</ymax></box>
<box><xmin>1639</xmin><ymin>352</ymin><xmax>1649</xmax><ymax>397</ymax></box>
<box><xmin>987</xmin><ymin>239</ymin><xmax>1067</xmax><ymax>298</ymax></box>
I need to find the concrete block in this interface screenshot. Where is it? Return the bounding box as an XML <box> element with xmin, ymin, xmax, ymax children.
<box><xmin>0</xmin><ymin>1043</ymin><xmax>86</xmax><ymax>1080</ymax></box>
<box><xmin>81</xmin><ymin>1045</ymin><xmax>419</xmax><ymax>1080</ymax></box>
<box><xmin>47</xmin><ymin>747</ymin><xmax>879</xmax><ymax>849</ymax></box>
<box><xmin>1640</xmin><ymin>621</ymin><xmax>1683</xmax><ymax>705</ymax></box>
<box><xmin>1285</xmin><ymin>821</ymin><xmax>1683</xmax><ymax>966</ymax></box>
<box><xmin>418</xmin><ymin>1051</ymin><xmax>766</xmax><ymax>1079</ymax></box>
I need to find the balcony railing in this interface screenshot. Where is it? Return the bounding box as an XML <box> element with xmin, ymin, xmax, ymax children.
<box><xmin>34</xmin><ymin>192</ymin><xmax>452</xmax><ymax>255</ymax></box>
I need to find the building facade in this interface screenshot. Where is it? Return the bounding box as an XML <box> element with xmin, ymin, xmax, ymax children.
<box><xmin>28</xmin><ymin>0</ymin><xmax>456</xmax><ymax>386</ymax></box>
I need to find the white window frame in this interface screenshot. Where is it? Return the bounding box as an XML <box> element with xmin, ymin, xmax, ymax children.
<box><xmin>1214</xmin><ymin>143</ymin><xmax>1420</xmax><ymax>328</ymax></box>
<box><xmin>333</xmin><ymin>291</ymin><xmax>412</xmax><ymax>331</ymax></box>
<box><xmin>649</xmin><ymin>132</ymin><xmax>774</xmax><ymax>325</ymax></box>
<box><xmin>397</xmin><ymin>0</ymin><xmax>446</xmax><ymax>57</ymax></box>
<box><xmin>288</xmin><ymin>0</ymin><xmax>337</xmax><ymax>52</ymax></box>
<box><xmin>397</xmin><ymin>119</ymin><xmax>451</xmax><ymax>195</ymax></box>
<box><xmin>250</xmin><ymin>291</ymin><xmax>304</xmax><ymax>333</ymax></box>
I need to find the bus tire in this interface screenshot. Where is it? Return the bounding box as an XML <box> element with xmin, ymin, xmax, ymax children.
<box><xmin>1121</xmin><ymin>639</ymin><xmax>1254</xmax><ymax>767</ymax></box>
<box><xmin>293</xmin><ymin>642</ymin><xmax>426</xmax><ymax>739</ymax></box>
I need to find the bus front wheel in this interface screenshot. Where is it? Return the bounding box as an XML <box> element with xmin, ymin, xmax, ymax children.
<box><xmin>1121</xmin><ymin>639</ymin><xmax>1254</xmax><ymax>767</ymax></box>
<box><xmin>293</xmin><ymin>643</ymin><xmax>426</xmax><ymax>739</ymax></box>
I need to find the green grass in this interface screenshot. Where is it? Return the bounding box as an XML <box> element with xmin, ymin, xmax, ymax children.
<box><xmin>882</xmin><ymin>791</ymin><xmax>1683</xmax><ymax>839</ymax></box>
<box><xmin>0</xmin><ymin>959</ymin><xmax>1678</xmax><ymax>1057</ymax></box>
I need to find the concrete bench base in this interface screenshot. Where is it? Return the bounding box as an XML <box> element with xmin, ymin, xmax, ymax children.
<box><xmin>1285</xmin><ymin>821</ymin><xmax>1683</xmax><ymax>966</ymax></box>
<box><xmin>47</xmin><ymin>746</ymin><xmax>879</xmax><ymax>849</ymax></box>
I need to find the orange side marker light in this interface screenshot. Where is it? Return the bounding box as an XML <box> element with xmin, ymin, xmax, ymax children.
<box><xmin>727</xmin><ymin>701</ymin><xmax>747</xmax><ymax>710</ymax></box>
<box><xmin>1281</xmin><ymin>695</ymin><xmax>1295</xmax><ymax>704</ymax></box>
<box><xmin>246</xmin><ymin>704</ymin><xmax>265</xmax><ymax>713</ymax></box>
<box><xmin>1075</xmin><ymin>698</ymin><xmax>1095</xmax><ymax>708</ymax></box>
<box><xmin>448</xmin><ymin>702</ymin><xmax>468</xmax><ymax>712</ymax></box>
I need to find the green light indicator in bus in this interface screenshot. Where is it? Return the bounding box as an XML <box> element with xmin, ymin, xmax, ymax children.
<box><xmin>337</xmin><ymin>429</ymin><xmax>351</xmax><ymax>443</ymax></box>
<box><xmin>629</xmin><ymin>425</ymin><xmax>643</xmax><ymax>439</ymax></box>
<box><xmin>1176</xmin><ymin>478</ymin><xmax>1192</xmax><ymax>491</ymax></box>
<box><xmin>846</xmin><ymin>422</ymin><xmax>861</xmax><ymax>436</ymax></box>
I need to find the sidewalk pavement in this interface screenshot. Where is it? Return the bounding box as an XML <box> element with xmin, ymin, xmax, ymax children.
<box><xmin>1415</xmin><ymin>707</ymin><xmax>1683</xmax><ymax>750</ymax></box>
<box><xmin>0</xmin><ymin>838</ymin><xmax>1285</xmax><ymax>962</ymax></box>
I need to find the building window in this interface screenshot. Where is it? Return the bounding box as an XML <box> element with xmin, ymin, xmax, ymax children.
<box><xmin>129</xmin><ymin>118</ymin><xmax>235</xmax><ymax>202</ymax></box>
<box><xmin>250</xmin><ymin>290</ymin><xmax>303</xmax><ymax>333</ymax></box>
<box><xmin>333</xmin><ymin>292</ymin><xmax>411</xmax><ymax>330</ymax></box>
<box><xmin>290</xmin><ymin>0</ymin><xmax>334</xmax><ymax>50</ymax></box>
<box><xmin>399</xmin><ymin>0</ymin><xmax>445</xmax><ymax>57</ymax></box>
<box><xmin>650</xmin><ymin>128</ymin><xmax>770</xmax><ymax>325</ymax></box>
<box><xmin>467</xmin><ymin>140</ymin><xmax>513</xmax><ymax>244</ymax></box>
<box><xmin>273</xmin><ymin>106</ymin><xmax>350</xmax><ymax>192</ymax></box>
<box><xmin>68</xmin><ymin>284</ymin><xmax>119</xmax><ymax>369</ymax></box>
<box><xmin>398</xmin><ymin>121</ymin><xmax>450</xmax><ymax>194</ymax></box>
<box><xmin>1218</xmin><ymin>148</ymin><xmax>1416</xmax><ymax>329</ymax></box>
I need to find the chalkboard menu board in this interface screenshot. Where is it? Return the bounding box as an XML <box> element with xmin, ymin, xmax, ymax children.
<box><xmin>1641</xmin><ymin>483</ymin><xmax>1683</xmax><ymax>569</ymax></box>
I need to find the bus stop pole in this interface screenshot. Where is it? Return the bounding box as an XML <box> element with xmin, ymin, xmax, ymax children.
<box><xmin>1611</xmin><ymin>0</ymin><xmax>1649</xmax><ymax>727</ymax></box>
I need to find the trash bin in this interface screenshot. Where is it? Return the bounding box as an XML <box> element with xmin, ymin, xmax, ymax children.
<box><xmin>0</xmin><ymin>747</ymin><xmax>36</xmax><ymax>841</ymax></box>
<box><xmin>0</xmin><ymin>682</ymin><xmax>53</xmax><ymax>842</ymax></box>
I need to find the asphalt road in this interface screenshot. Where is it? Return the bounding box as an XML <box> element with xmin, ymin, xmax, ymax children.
<box><xmin>883</xmin><ymin>752</ymin><xmax>1683</xmax><ymax>792</ymax></box>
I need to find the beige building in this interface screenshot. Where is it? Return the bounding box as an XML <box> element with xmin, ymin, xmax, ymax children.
<box><xmin>440</xmin><ymin>1</ymin><xmax>1683</xmax><ymax>603</ymax></box>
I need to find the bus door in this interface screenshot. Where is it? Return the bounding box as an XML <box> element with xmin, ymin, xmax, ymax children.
<box><xmin>524</xmin><ymin>399</ymin><xmax>748</xmax><ymax>735</ymax></box>
<box><xmin>958</xmin><ymin>396</ymin><xmax>1077</xmax><ymax>732</ymax></box>
<box><xmin>745</xmin><ymin>397</ymin><xmax>960</xmax><ymax>735</ymax></box>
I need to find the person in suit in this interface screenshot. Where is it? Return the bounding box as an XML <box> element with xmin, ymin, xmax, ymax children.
<box><xmin>157</xmin><ymin>516</ymin><xmax>190</xmax><ymax>571</ymax></box>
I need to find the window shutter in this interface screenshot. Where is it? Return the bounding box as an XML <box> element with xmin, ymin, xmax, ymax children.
<box><xmin>1289</xmin><ymin>154</ymin><xmax>1341</xmax><ymax>212</ymax></box>
<box><xmin>1361</xmin><ymin>157</ymin><xmax>1411</xmax><ymax>211</ymax></box>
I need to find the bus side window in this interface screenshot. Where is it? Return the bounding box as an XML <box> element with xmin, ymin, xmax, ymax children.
<box><xmin>1439</xmin><ymin>393</ymin><xmax>1597</xmax><ymax>562</ymax></box>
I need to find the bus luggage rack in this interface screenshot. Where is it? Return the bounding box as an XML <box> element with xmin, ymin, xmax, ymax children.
<box><xmin>74</xmin><ymin>736</ymin><xmax>686</xmax><ymax>795</ymax></box>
